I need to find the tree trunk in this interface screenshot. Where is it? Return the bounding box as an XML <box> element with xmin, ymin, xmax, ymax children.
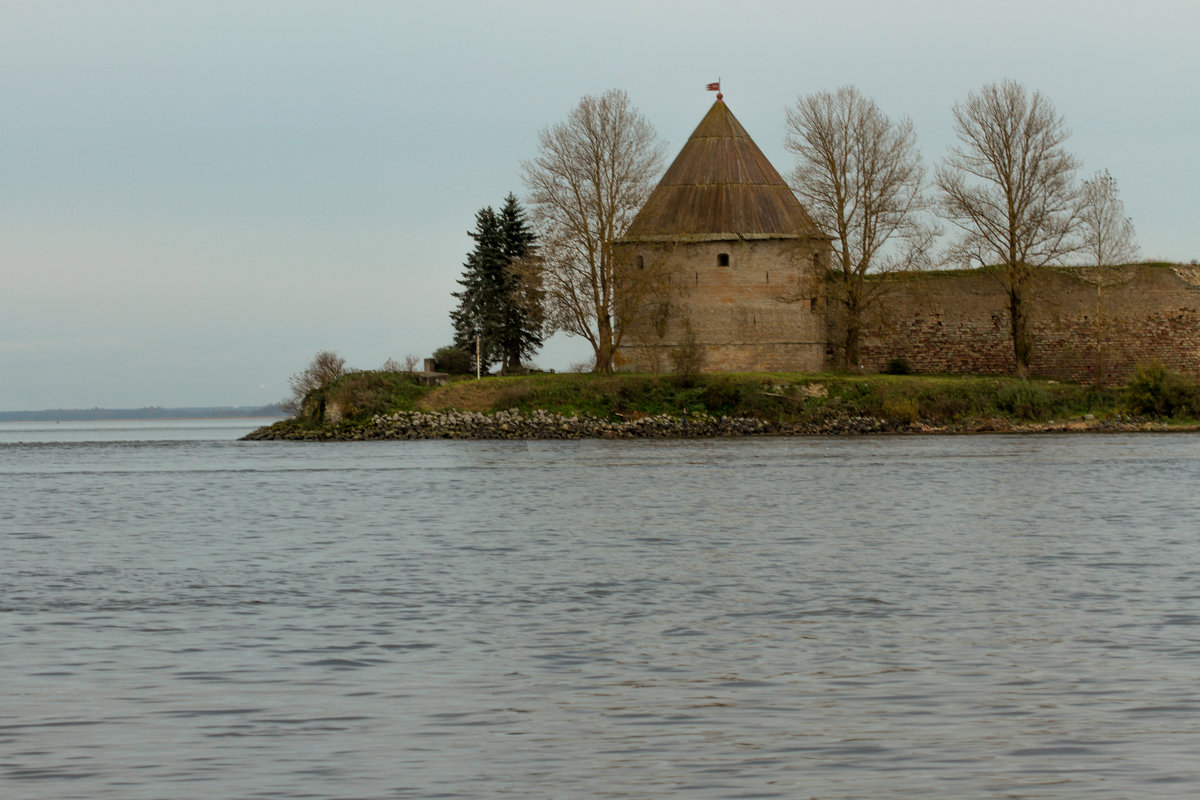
<box><xmin>843</xmin><ymin>291</ymin><xmax>862</xmax><ymax>370</ymax></box>
<box><xmin>1009</xmin><ymin>284</ymin><xmax>1031</xmax><ymax>379</ymax></box>
<box><xmin>1093</xmin><ymin>284</ymin><xmax>1105</xmax><ymax>387</ymax></box>
<box><xmin>595</xmin><ymin>314</ymin><xmax>615</xmax><ymax>373</ymax></box>
<box><xmin>843</xmin><ymin>321</ymin><xmax>861</xmax><ymax>371</ymax></box>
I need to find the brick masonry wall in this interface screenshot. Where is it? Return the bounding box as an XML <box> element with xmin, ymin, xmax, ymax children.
<box><xmin>616</xmin><ymin>237</ymin><xmax>832</xmax><ymax>373</ymax></box>
<box><xmin>845</xmin><ymin>265</ymin><xmax>1200</xmax><ymax>383</ymax></box>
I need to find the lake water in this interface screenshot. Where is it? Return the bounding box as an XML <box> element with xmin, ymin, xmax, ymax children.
<box><xmin>3</xmin><ymin>420</ymin><xmax>1199</xmax><ymax>799</ymax></box>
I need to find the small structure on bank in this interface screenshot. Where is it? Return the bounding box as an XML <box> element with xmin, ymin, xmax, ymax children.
<box><xmin>417</xmin><ymin>358</ymin><xmax>448</xmax><ymax>387</ymax></box>
<box><xmin>617</xmin><ymin>96</ymin><xmax>1200</xmax><ymax>384</ymax></box>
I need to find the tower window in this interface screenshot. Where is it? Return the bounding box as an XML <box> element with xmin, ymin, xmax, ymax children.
<box><xmin>718</xmin><ymin>253</ymin><xmax>730</xmax><ymax>267</ymax></box>
<box><xmin>636</xmin><ymin>255</ymin><xmax>645</xmax><ymax>270</ymax></box>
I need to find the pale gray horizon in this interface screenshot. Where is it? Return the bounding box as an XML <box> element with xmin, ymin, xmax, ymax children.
<box><xmin>3</xmin><ymin>0</ymin><xmax>1197</xmax><ymax>411</ymax></box>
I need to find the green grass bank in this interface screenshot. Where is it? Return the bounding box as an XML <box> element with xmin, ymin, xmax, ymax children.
<box><xmin>245</xmin><ymin>366</ymin><xmax>1200</xmax><ymax>440</ymax></box>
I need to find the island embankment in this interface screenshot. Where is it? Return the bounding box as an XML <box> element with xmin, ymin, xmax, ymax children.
<box><xmin>242</xmin><ymin>368</ymin><xmax>1200</xmax><ymax>441</ymax></box>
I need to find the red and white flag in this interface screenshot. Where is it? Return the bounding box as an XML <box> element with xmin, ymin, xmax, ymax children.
<box><xmin>706</xmin><ymin>82</ymin><xmax>720</xmax><ymax>92</ymax></box>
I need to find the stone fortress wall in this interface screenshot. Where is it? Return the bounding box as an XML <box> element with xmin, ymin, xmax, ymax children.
<box><xmin>847</xmin><ymin>264</ymin><xmax>1200</xmax><ymax>383</ymax></box>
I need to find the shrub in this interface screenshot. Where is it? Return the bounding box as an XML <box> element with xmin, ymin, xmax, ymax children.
<box><xmin>996</xmin><ymin>381</ymin><xmax>1053</xmax><ymax>420</ymax></box>
<box><xmin>433</xmin><ymin>345</ymin><xmax>475</xmax><ymax>375</ymax></box>
<box><xmin>701</xmin><ymin>379</ymin><xmax>742</xmax><ymax>412</ymax></box>
<box><xmin>325</xmin><ymin>371</ymin><xmax>425</xmax><ymax>421</ymax></box>
<box><xmin>881</xmin><ymin>395</ymin><xmax>920</xmax><ymax>424</ymax></box>
<box><xmin>1125</xmin><ymin>363</ymin><xmax>1200</xmax><ymax>417</ymax></box>
<box><xmin>668</xmin><ymin>324</ymin><xmax>706</xmax><ymax>378</ymax></box>
<box><xmin>281</xmin><ymin>350</ymin><xmax>347</xmax><ymax>416</ymax></box>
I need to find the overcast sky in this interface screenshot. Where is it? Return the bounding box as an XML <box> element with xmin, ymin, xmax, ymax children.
<box><xmin>2</xmin><ymin>0</ymin><xmax>1197</xmax><ymax>410</ymax></box>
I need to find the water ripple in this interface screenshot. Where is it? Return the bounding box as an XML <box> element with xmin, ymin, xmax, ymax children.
<box><xmin>3</xmin><ymin>434</ymin><xmax>1200</xmax><ymax>798</ymax></box>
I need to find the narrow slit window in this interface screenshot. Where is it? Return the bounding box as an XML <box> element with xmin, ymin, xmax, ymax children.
<box><xmin>718</xmin><ymin>253</ymin><xmax>730</xmax><ymax>267</ymax></box>
<box><xmin>636</xmin><ymin>255</ymin><xmax>645</xmax><ymax>270</ymax></box>
<box><xmin>810</xmin><ymin>297</ymin><xmax>818</xmax><ymax>312</ymax></box>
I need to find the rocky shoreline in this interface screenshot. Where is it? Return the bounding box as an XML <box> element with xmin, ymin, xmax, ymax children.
<box><xmin>242</xmin><ymin>408</ymin><xmax>850</xmax><ymax>440</ymax></box>
<box><xmin>241</xmin><ymin>408</ymin><xmax>1196</xmax><ymax>441</ymax></box>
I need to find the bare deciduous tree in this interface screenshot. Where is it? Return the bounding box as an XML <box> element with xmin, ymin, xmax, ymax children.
<box><xmin>936</xmin><ymin>79</ymin><xmax>1081</xmax><ymax>378</ymax></box>
<box><xmin>1079</xmin><ymin>169</ymin><xmax>1139</xmax><ymax>268</ymax></box>
<box><xmin>785</xmin><ymin>85</ymin><xmax>931</xmax><ymax>368</ymax></box>
<box><xmin>382</xmin><ymin>355</ymin><xmax>422</xmax><ymax>374</ymax></box>
<box><xmin>1077</xmin><ymin>169</ymin><xmax>1140</xmax><ymax>383</ymax></box>
<box><xmin>281</xmin><ymin>350</ymin><xmax>346</xmax><ymax>416</ymax></box>
<box><xmin>522</xmin><ymin>89</ymin><xmax>665</xmax><ymax>372</ymax></box>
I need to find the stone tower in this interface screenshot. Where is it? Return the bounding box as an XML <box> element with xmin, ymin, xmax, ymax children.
<box><xmin>614</xmin><ymin>97</ymin><xmax>832</xmax><ymax>373</ymax></box>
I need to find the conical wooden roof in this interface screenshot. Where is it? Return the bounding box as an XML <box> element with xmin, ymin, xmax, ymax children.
<box><xmin>621</xmin><ymin>99</ymin><xmax>823</xmax><ymax>242</ymax></box>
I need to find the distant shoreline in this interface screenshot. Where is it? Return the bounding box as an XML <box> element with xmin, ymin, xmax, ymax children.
<box><xmin>0</xmin><ymin>416</ymin><xmax>287</xmax><ymax>423</ymax></box>
<box><xmin>0</xmin><ymin>407</ymin><xmax>284</xmax><ymax>423</ymax></box>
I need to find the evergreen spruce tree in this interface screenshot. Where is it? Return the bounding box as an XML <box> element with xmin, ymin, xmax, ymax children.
<box><xmin>494</xmin><ymin>193</ymin><xmax>542</xmax><ymax>370</ymax></box>
<box><xmin>451</xmin><ymin>206</ymin><xmax>503</xmax><ymax>369</ymax></box>
<box><xmin>450</xmin><ymin>194</ymin><xmax>542</xmax><ymax>373</ymax></box>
